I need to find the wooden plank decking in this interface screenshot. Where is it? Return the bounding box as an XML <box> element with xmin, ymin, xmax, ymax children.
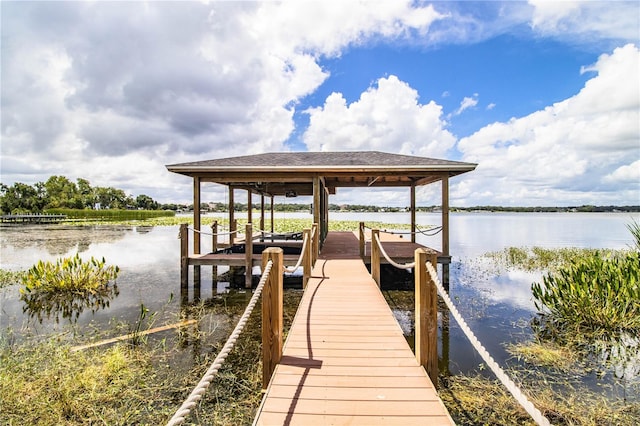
<box><xmin>253</xmin><ymin>236</ymin><xmax>454</xmax><ymax>425</ymax></box>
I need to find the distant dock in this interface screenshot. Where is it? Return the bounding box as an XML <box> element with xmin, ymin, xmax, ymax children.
<box><xmin>0</xmin><ymin>214</ymin><xmax>67</xmax><ymax>224</ymax></box>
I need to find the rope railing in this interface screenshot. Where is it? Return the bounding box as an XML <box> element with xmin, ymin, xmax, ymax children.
<box><xmin>166</xmin><ymin>260</ymin><xmax>274</xmax><ymax>426</ymax></box>
<box><xmin>373</xmin><ymin>233</ymin><xmax>416</xmax><ymax>270</ymax></box>
<box><xmin>425</xmin><ymin>261</ymin><xmax>552</xmax><ymax>426</ymax></box>
<box><xmin>363</xmin><ymin>223</ymin><xmax>443</xmax><ymax>237</ymax></box>
<box><xmin>187</xmin><ymin>227</ymin><xmax>238</xmax><ymax>238</ymax></box>
<box><xmin>283</xmin><ymin>232</ymin><xmax>309</xmax><ymax>273</ymax></box>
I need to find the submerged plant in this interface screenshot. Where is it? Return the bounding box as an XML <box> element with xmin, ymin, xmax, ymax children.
<box><xmin>532</xmin><ymin>250</ymin><xmax>640</xmax><ymax>339</ymax></box>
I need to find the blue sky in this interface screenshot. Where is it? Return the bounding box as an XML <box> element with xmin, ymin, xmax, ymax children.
<box><xmin>1</xmin><ymin>1</ymin><xmax>639</xmax><ymax>207</ymax></box>
<box><xmin>289</xmin><ymin>35</ymin><xmax>596</xmax><ymax>154</ymax></box>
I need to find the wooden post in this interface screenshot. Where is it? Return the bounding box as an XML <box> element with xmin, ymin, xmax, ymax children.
<box><xmin>303</xmin><ymin>228</ymin><xmax>312</xmax><ymax>288</ymax></box>
<box><xmin>180</xmin><ymin>223</ymin><xmax>189</xmax><ymax>288</ymax></box>
<box><xmin>441</xmin><ymin>175</ymin><xmax>450</xmax><ymax>291</ymax></box>
<box><xmin>260</xmin><ymin>194</ymin><xmax>265</xmax><ymax>240</ymax></box>
<box><xmin>245</xmin><ymin>223</ymin><xmax>253</xmax><ymax>288</ymax></box>
<box><xmin>262</xmin><ymin>247</ymin><xmax>283</xmax><ymax>389</ymax></box>
<box><xmin>371</xmin><ymin>229</ymin><xmax>380</xmax><ymax>286</ymax></box>
<box><xmin>415</xmin><ymin>248</ymin><xmax>438</xmax><ymax>388</ymax></box>
<box><xmin>229</xmin><ymin>187</ymin><xmax>235</xmax><ymax>244</ymax></box>
<box><xmin>230</xmin><ymin>219</ymin><xmax>236</xmax><ymax>246</ymax></box>
<box><xmin>441</xmin><ymin>175</ymin><xmax>449</xmax><ymax>258</ymax></box>
<box><xmin>410</xmin><ymin>183</ymin><xmax>416</xmax><ymax>244</ymax></box>
<box><xmin>211</xmin><ymin>221</ymin><xmax>218</xmax><ymax>282</ymax></box>
<box><xmin>313</xmin><ymin>176</ymin><xmax>321</xmax><ymax>231</ymax></box>
<box><xmin>193</xmin><ymin>177</ymin><xmax>201</xmax><ymax>255</ymax></box>
<box><xmin>359</xmin><ymin>222</ymin><xmax>365</xmax><ymax>258</ymax></box>
<box><xmin>247</xmin><ymin>189</ymin><xmax>253</xmax><ymax>224</ymax></box>
<box><xmin>270</xmin><ymin>196</ymin><xmax>275</xmax><ymax>233</ymax></box>
<box><xmin>312</xmin><ymin>222</ymin><xmax>319</xmax><ymax>264</ymax></box>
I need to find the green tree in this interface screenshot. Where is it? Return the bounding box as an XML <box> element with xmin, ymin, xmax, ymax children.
<box><xmin>76</xmin><ymin>178</ymin><xmax>96</xmax><ymax>209</ymax></box>
<box><xmin>44</xmin><ymin>176</ymin><xmax>79</xmax><ymax>209</ymax></box>
<box><xmin>1</xmin><ymin>182</ymin><xmax>41</xmax><ymax>213</ymax></box>
<box><xmin>95</xmin><ymin>186</ymin><xmax>130</xmax><ymax>209</ymax></box>
<box><xmin>135</xmin><ymin>194</ymin><xmax>158</xmax><ymax>210</ymax></box>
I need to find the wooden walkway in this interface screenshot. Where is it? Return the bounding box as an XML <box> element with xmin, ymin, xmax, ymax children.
<box><xmin>253</xmin><ymin>234</ymin><xmax>453</xmax><ymax>425</ymax></box>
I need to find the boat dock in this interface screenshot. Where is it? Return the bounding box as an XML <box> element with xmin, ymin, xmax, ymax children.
<box><xmin>252</xmin><ymin>232</ymin><xmax>454</xmax><ymax>425</ymax></box>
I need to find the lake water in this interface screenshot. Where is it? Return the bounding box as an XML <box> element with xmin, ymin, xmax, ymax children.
<box><xmin>1</xmin><ymin>211</ymin><xmax>638</xmax><ymax>399</ymax></box>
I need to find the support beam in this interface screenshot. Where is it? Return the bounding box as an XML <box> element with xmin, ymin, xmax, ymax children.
<box><xmin>260</xmin><ymin>194</ymin><xmax>265</xmax><ymax>233</ymax></box>
<box><xmin>441</xmin><ymin>176</ymin><xmax>449</xmax><ymax>257</ymax></box>
<box><xmin>229</xmin><ymin>187</ymin><xmax>235</xmax><ymax>245</ymax></box>
<box><xmin>245</xmin><ymin>223</ymin><xmax>253</xmax><ymax>288</ymax></box>
<box><xmin>270</xmin><ymin>196</ymin><xmax>275</xmax><ymax>233</ymax></box>
<box><xmin>247</xmin><ymin>189</ymin><xmax>253</xmax><ymax>224</ymax></box>
<box><xmin>410</xmin><ymin>182</ymin><xmax>416</xmax><ymax>244</ymax></box>
<box><xmin>313</xmin><ymin>176</ymin><xmax>321</xmax><ymax>231</ymax></box>
<box><xmin>193</xmin><ymin>177</ymin><xmax>201</xmax><ymax>254</ymax></box>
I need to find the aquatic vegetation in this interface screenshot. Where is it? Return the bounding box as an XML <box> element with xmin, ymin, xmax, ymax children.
<box><xmin>506</xmin><ymin>340</ymin><xmax>579</xmax><ymax>373</ymax></box>
<box><xmin>628</xmin><ymin>218</ymin><xmax>640</xmax><ymax>252</ymax></box>
<box><xmin>21</xmin><ymin>254</ymin><xmax>119</xmax><ymax>294</ymax></box>
<box><xmin>532</xmin><ymin>250</ymin><xmax>640</xmax><ymax>338</ymax></box>
<box><xmin>0</xmin><ymin>269</ymin><xmax>24</xmax><ymax>288</ymax></box>
<box><xmin>439</xmin><ymin>373</ymin><xmax>640</xmax><ymax>426</ymax></box>
<box><xmin>0</xmin><ymin>341</ymin><xmax>175</xmax><ymax>425</ymax></box>
<box><xmin>485</xmin><ymin>246</ymin><xmax>623</xmax><ymax>272</ymax></box>
<box><xmin>19</xmin><ymin>254</ymin><xmax>120</xmax><ymax>322</ymax></box>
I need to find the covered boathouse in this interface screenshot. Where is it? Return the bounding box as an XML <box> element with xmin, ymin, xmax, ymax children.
<box><xmin>166</xmin><ymin>151</ymin><xmax>476</xmax><ymax>280</ymax></box>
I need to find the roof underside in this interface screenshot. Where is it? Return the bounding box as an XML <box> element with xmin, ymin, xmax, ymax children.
<box><xmin>166</xmin><ymin>151</ymin><xmax>476</xmax><ymax>196</ymax></box>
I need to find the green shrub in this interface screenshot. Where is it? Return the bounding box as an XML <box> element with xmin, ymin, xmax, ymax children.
<box><xmin>532</xmin><ymin>250</ymin><xmax>640</xmax><ymax>338</ymax></box>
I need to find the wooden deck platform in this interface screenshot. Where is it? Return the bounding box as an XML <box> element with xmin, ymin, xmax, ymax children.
<box><xmin>253</xmin><ymin>243</ymin><xmax>454</xmax><ymax>425</ymax></box>
<box><xmin>188</xmin><ymin>230</ymin><xmax>447</xmax><ymax>268</ymax></box>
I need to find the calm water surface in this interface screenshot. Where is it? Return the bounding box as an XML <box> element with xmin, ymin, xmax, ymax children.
<box><xmin>1</xmin><ymin>212</ymin><xmax>638</xmax><ymax>399</ymax></box>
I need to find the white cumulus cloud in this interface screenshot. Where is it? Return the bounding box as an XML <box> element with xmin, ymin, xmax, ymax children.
<box><xmin>303</xmin><ymin>75</ymin><xmax>456</xmax><ymax>158</ymax></box>
<box><xmin>458</xmin><ymin>44</ymin><xmax>640</xmax><ymax>206</ymax></box>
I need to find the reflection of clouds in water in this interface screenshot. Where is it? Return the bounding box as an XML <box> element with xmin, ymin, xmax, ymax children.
<box><xmin>0</xmin><ymin>226</ymin><xmax>179</xmax><ymax>270</ymax></box>
<box><xmin>452</xmin><ymin>258</ymin><xmax>542</xmax><ymax>312</ymax></box>
<box><xmin>80</xmin><ymin>227</ymin><xmax>178</xmax><ymax>268</ymax></box>
<box><xmin>485</xmin><ymin>270</ymin><xmax>543</xmax><ymax>311</ymax></box>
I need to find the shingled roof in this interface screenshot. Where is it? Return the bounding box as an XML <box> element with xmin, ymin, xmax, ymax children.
<box><xmin>167</xmin><ymin>151</ymin><xmax>476</xmax><ymax>196</ymax></box>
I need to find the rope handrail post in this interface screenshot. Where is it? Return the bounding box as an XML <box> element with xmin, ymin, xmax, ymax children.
<box><xmin>211</xmin><ymin>221</ymin><xmax>218</xmax><ymax>252</ymax></box>
<box><xmin>415</xmin><ymin>248</ymin><xmax>439</xmax><ymax>388</ymax></box>
<box><xmin>230</xmin><ymin>219</ymin><xmax>237</xmax><ymax>245</ymax></box>
<box><xmin>179</xmin><ymin>223</ymin><xmax>189</xmax><ymax>287</ymax></box>
<box><xmin>371</xmin><ymin>229</ymin><xmax>381</xmax><ymax>286</ymax></box>
<box><xmin>303</xmin><ymin>228</ymin><xmax>312</xmax><ymax>288</ymax></box>
<box><xmin>262</xmin><ymin>247</ymin><xmax>283</xmax><ymax>389</ymax></box>
<box><xmin>312</xmin><ymin>222</ymin><xmax>319</xmax><ymax>264</ymax></box>
<box><xmin>245</xmin><ymin>223</ymin><xmax>253</xmax><ymax>288</ymax></box>
<box><xmin>359</xmin><ymin>222</ymin><xmax>365</xmax><ymax>258</ymax></box>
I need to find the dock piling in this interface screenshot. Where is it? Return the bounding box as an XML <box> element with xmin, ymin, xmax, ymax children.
<box><xmin>415</xmin><ymin>248</ymin><xmax>439</xmax><ymax>388</ymax></box>
<box><xmin>261</xmin><ymin>247</ymin><xmax>283</xmax><ymax>389</ymax></box>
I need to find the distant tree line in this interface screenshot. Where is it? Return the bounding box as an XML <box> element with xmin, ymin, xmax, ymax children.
<box><xmin>4</xmin><ymin>176</ymin><xmax>636</xmax><ymax>215</ymax></box>
<box><xmin>0</xmin><ymin>176</ymin><xmax>165</xmax><ymax>214</ymax></box>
